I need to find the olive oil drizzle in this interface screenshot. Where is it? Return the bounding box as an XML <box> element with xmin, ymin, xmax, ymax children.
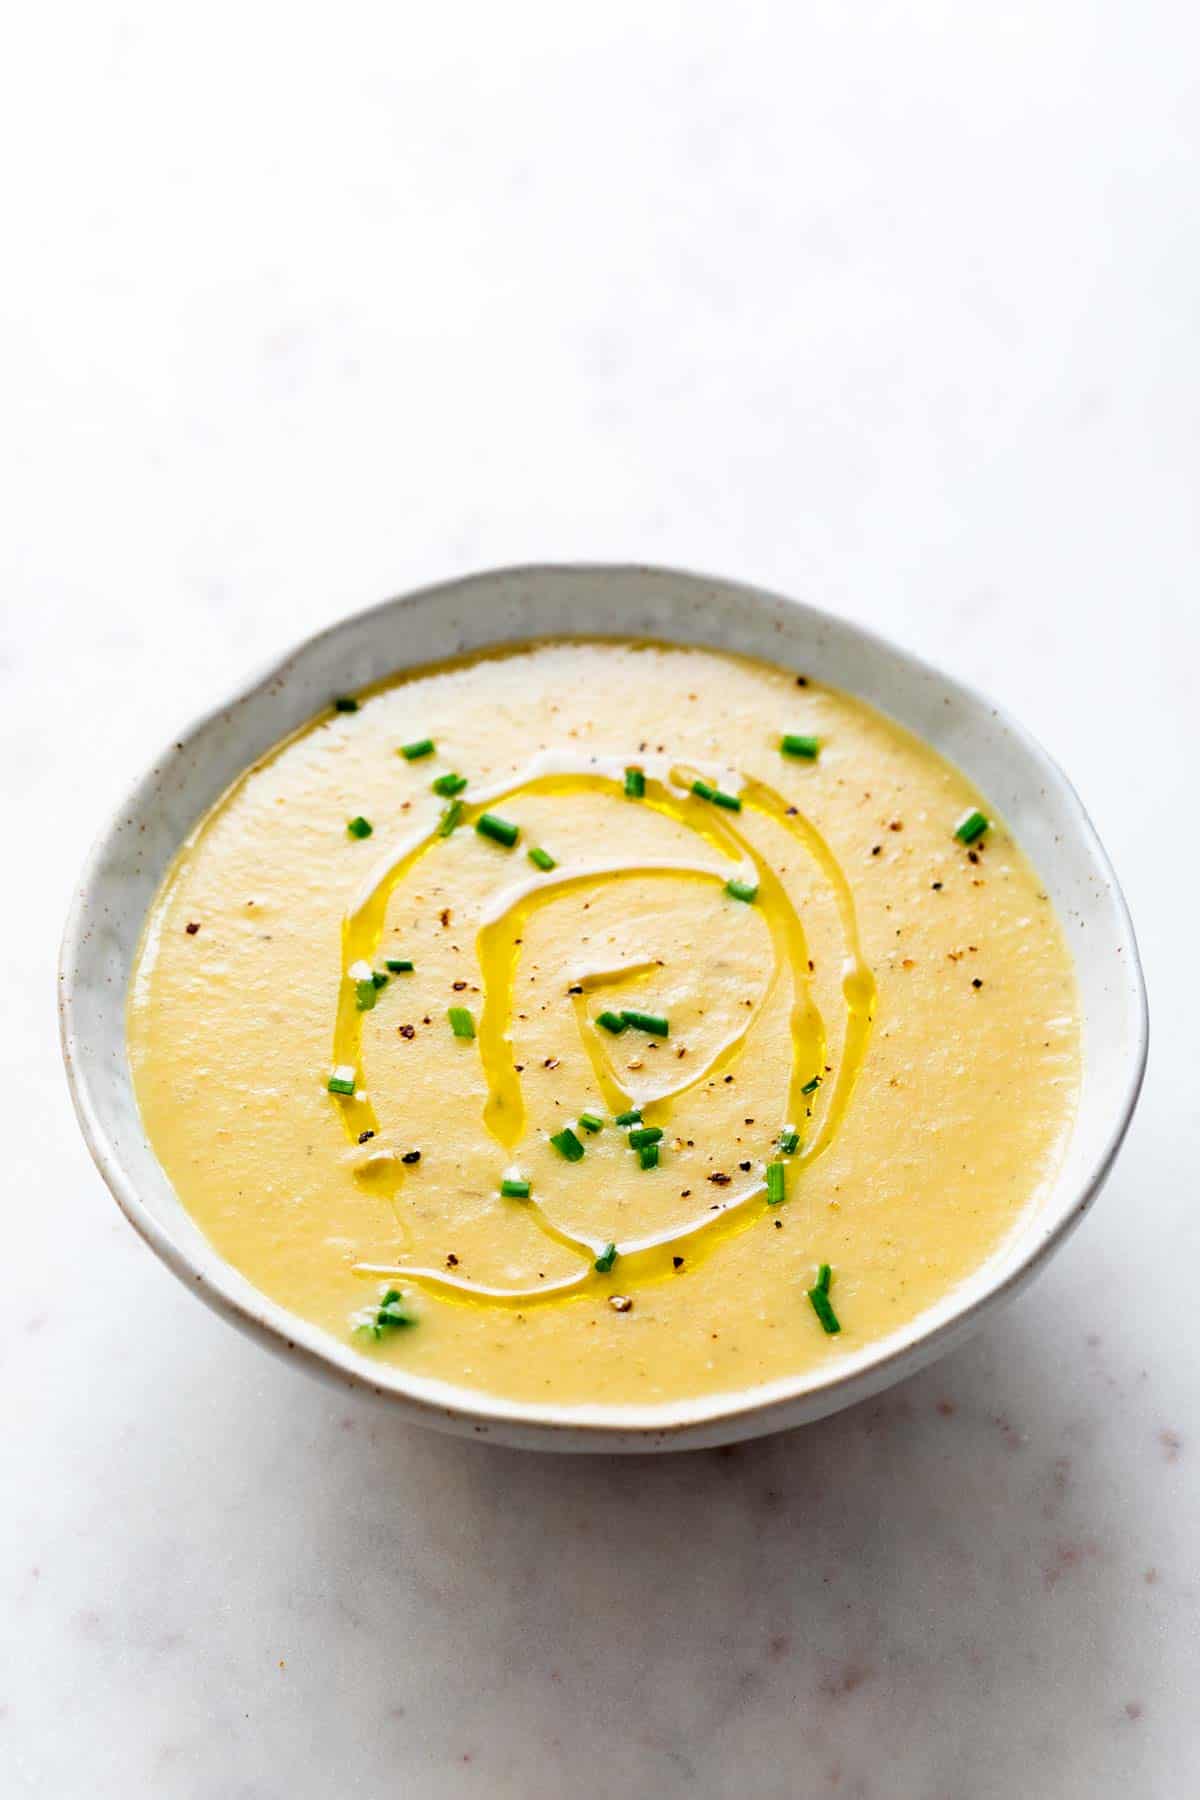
<box><xmin>335</xmin><ymin>754</ymin><xmax>875</xmax><ymax>1308</ymax></box>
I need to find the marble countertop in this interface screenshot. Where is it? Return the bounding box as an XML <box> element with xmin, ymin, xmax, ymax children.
<box><xmin>3</xmin><ymin>5</ymin><xmax>1196</xmax><ymax>1794</ymax></box>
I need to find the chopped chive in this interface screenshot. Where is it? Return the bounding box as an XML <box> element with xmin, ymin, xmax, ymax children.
<box><xmin>578</xmin><ymin>1111</ymin><xmax>604</xmax><ymax>1134</ymax></box>
<box><xmin>596</xmin><ymin>1011</ymin><xmax>628</xmax><ymax>1035</ymax></box>
<box><xmin>781</xmin><ymin>734</ymin><xmax>820</xmax><ymax>760</ymax></box>
<box><xmin>778</xmin><ymin>1125</ymin><xmax>800</xmax><ymax>1155</ymax></box>
<box><xmin>385</xmin><ymin>958</ymin><xmax>414</xmax><ymax>973</ymax></box>
<box><xmin>355</xmin><ymin>978</ymin><xmax>379</xmax><ymax>1011</ymax></box>
<box><xmin>347</xmin><ymin>815</ymin><xmax>373</xmax><ymax>838</ymax></box>
<box><xmin>638</xmin><ymin>1142</ymin><xmax>660</xmax><ymax>1169</ymax></box>
<box><xmin>437</xmin><ymin>799</ymin><xmax>464</xmax><ymax>837</ymax></box>
<box><xmin>801</xmin><ymin>1075</ymin><xmax>821</xmax><ymax>1096</ymax></box>
<box><xmin>327</xmin><ymin>1065</ymin><xmax>357</xmax><ymax>1096</ymax></box>
<box><xmin>807</xmin><ymin>1275</ymin><xmax>841</xmax><ymax>1334</ymax></box>
<box><xmin>550</xmin><ymin>1127</ymin><xmax>584</xmax><ymax>1163</ymax></box>
<box><xmin>954</xmin><ymin>808</ymin><xmax>989</xmax><ymax>845</ymax></box>
<box><xmin>627</xmin><ymin>1125</ymin><xmax>663</xmax><ymax>1150</ymax></box>
<box><xmin>766</xmin><ymin>1161</ymin><xmax>786</xmax><ymax>1205</ymax></box>
<box><xmin>691</xmin><ymin>778</ymin><xmax>741</xmax><ymax>811</ymax></box>
<box><xmin>401</xmin><ymin>738</ymin><xmax>435</xmax><ymax>761</ymax></box>
<box><xmin>620</xmin><ymin>1009</ymin><xmax>669</xmax><ymax>1038</ymax></box>
<box><xmin>333</xmin><ymin>696</ymin><xmax>359</xmax><ymax>713</ymax></box>
<box><xmin>476</xmin><ymin>812</ymin><xmax>520</xmax><ymax>849</ymax></box>
<box><xmin>371</xmin><ymin>970</ymin><xmax>389</xmax><ymax>988</ymax></box>
<box><xmin>353</xmin><ymin>1285</ymin><xmax>415</xmax><ymax>1340</ymax></box>
<box><xmin>447</xmin><ymin>1005</ymin><xmax>475</xmax><ymax>1040</ymax></box>
<box><xmin>500</xmin><ymin>1176</ymin><xmax>531</xmax><ymax>1199</ymax></box>
<box><xmin>377</xmin><ymin>1289</ymin><xmax>414</xmax><ymax>1328</ymax></box>
<box><xmin>815</xmin><ymin>1262</ymin><xmax>832</xmax><ymax>1294</ymax></box>
<box><xmin>432</xmin><ymin>771</ymin><xmax>468</xmax><ymax>797</ymax></box>
<box><xmin>615</xmin><ymin>1108</ymin><xmax>642</xmax><ymax>1126</ymax></box>
<box><xmin>594</xmin><ymin>1242</ymin><xmax>617</xmax><ymax>1273</ymax></box>
<box><xmin>624</xmin><ymin>767</ymin><xmax>646</xmax><ymax>799</ymax></box>
<box><xmin>726</xmin><ymin>877</ymin><xmax>758</xmax><ymax>904</ymax></box>
<box><xmin>528</xmin><ymin>846</ymin><xmax>557</xmax><ymax>872</ymax></box>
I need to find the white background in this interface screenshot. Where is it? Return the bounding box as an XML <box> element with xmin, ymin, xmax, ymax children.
<box><xmin>2</xmin><ymin>5</ymin><xmax>1197</xmax><ymax>1795</ymax></box>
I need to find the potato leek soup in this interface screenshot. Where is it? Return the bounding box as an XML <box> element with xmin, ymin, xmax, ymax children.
<box><xmin>127</xmin><ymin>640</ymin><xmax>1080</xmax><ymax>1408</ymax></box>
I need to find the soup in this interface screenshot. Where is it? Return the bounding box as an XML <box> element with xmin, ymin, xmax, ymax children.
<box><xmin>127</xmin><ymin>640</ymin><xmax>1080</xmax><ymax>1408</ymax></box>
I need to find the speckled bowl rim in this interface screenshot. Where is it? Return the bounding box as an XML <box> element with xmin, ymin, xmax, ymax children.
<box><xmin>59</xmin><ymin>565</ymin><xmax>1148</xmax><ymax>1452</ymax></box>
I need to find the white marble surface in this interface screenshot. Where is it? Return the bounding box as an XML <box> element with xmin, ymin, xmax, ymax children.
<box><xmin>2</xmin><ymin>4</ymin><xmax>1197</xmax><ymax>1794</ymax></box>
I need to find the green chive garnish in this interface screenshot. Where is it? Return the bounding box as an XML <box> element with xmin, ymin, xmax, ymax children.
<box><xmin>627</xmin><ymin>1125</ymin><xmax>662</xmax><ymax>1149</ymax></box>
<box><xmin>355</xmin><ymin>978</ymin><xmax>378</xmax><ymax>1011</ymax></box>
<box><xmin>624</xmin><ymin>767</ymin><xmax>646</xmax><ymax>799</ymax></box>
<box><xmin>371</xmin><ymin>970</ymin><xmax>389</xmax><ymax>988</ymax></box>
<box><xmin>726</xmin><ymin>877</ymin><xmax>758</xmax><ymax>904</ymax></box>
<box><xmin>781</xmin><ymin>734</ymin><xmax>820</xmax><ymax>760</ymax></box>
<box><xmin>327</xmin><ymin>1065</ymin><xmax>356</xmax><ymax>1096</ymax></box>
<box><xmin>801</xmin><ymin>1076</ymin><xmax>821</xmax><ymax>1096</ymax></box>
<box><xmin>432</xmin><ymin>772</ymin><xmax>468</xmax><ymax>797</ymax></box>
<box><xmin>333</xmin><ymin>696</ymin><xmax>359</xmax><ymax>713</ymax></box>
<box><xmin>438</xmin><ymin>799</ymin><xmax>464</xmax><ymax>837</ymax></box>
<box><xmin>638</xmin><ymin>1142</ymin><xmax>660</xmax><ymax>1169</ymax></box>
<box><xmin>578</xmin><ymin>1111</ymin><xmax>604</xmax><ymax>1134</ymax></box>
<box><xmin>954</xmin><ymin>808</ymin><xmax>989</xmax><ymax>845</ymax></box>
<box><xmin>596</xmin><ymin>1011</ymin><xmax>628</xmax><ymax>1035</ymax></box>
<box><xmin>476</xmin><ymin>812</ymin><xmax>520</xmax><ymax>849</ymax></box>
<box><xmin>377</xmin><ymin>1289</ymin><xmax>413</xmax><ymax>1327</ymax></box>
<box><xmin>347</xmin><ymin>815</ymin><xmax>373</xmax><ymax>838</ymax></box>
<box><xmin>500</xmin><ymin>1176</ymin><xmax>531</xmax><ymax>1199</ymax></box>
<box><xmin>766</xmin><ymin>1161</ymin><xmax>786</xmax><ymax>1205</ymax></box>
<box><xmin>807</xmin><ymin>1270</ymin><xmax>841</xmax><ymax>1334</ymax></box>
<box><xmin>354</xmin><ymin>1286</ymin><xmax>415</xmax><ymax>1340</ymax></box>
<box><xmin>615</xmin><ymin>1108</ymin><xmax>642</xmax><ymax>1126</ymax></box>
<box><xmin>401</xmin><ymin>738</ymin><xmax>435</xmax><ymax>761</ymax></box>
<box><xmin>691</xmin><ymin>779</ymin><xmax>740</xmax><ymax>811</ymax></box>
<box><xmin>594</xmin><ymin>1242</ymin><xmax>617</xmax><ymax>1273</ymax></box>
<box><xmin>778</xmin><ymin>1125</ymin><xmax>800</xmax><ymax>1155</ymax></box>
<box><xmin>385</xmin><ymin>958</ymin><xmax>414</xmax><ymax>973</ymax></box>
<box><xmin>550</xmin><ymin>1127</ymin><xmax>584</xmax><ymax>1162</ymax></box>
<box><xmin>448</xmin><ymin>1006</ymin><xmax>475</xmax><ymax>1039</ymax></box>
<box><xmin>620</xmin><ymin>1008</ymin><xmax>669</xmax><ymax>1037</ymax></box>
<box><xmin>528</xmin><ymin>846</ymin><xmax>557</xmax><ymax>872</ymax></box>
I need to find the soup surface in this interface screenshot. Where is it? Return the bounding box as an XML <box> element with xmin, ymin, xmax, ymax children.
<box><xmin>127</xmin><ymin>640</ymin><xmax>1080</xmax><ymax>1410</ymax></box>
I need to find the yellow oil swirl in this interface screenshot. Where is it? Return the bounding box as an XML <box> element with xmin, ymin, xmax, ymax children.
<box><xmin>334</xmin><ymin>754</ymin><xmax>875</xmax><ymax>1309</ymax></box>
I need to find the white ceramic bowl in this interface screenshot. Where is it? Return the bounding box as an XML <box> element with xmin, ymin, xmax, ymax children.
<box><xmin>59</xmin><ymin>566</ymin><xmax>1148</xmax><ymax>1452</ymax></box>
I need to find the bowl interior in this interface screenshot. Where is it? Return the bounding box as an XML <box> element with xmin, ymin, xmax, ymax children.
<box><xmin>60</xmin><ymin>566</ymin><xmax>1146</xmax><ymax>1449</ymax></box>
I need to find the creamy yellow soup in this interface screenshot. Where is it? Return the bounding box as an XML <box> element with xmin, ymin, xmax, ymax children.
<box><xmin>127</xmin><ymin>640</ymin><xmax>1080</xmax><ymax>1408</ymax></box>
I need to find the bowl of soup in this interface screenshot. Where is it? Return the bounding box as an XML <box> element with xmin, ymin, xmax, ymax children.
<box><xmin>59</xmin><ymin>566</ymin><xmax>1147</xmax><ymax>1450</ymax></box>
